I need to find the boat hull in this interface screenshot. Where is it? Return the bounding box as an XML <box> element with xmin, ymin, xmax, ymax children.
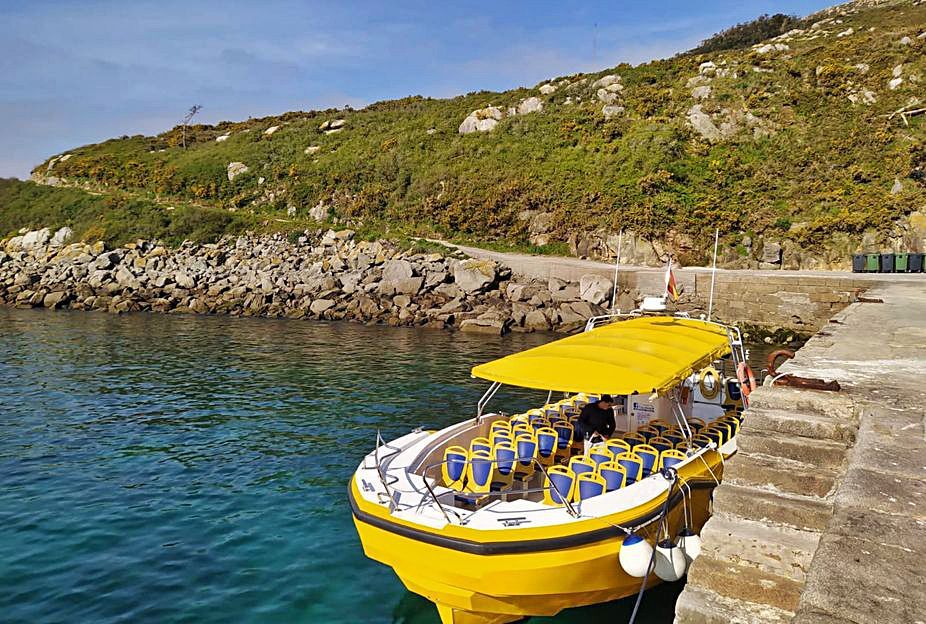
<box><xmin>350</xmin><ymin>457</ymin><xmax>719</xmax><ymax>624</ymax></box>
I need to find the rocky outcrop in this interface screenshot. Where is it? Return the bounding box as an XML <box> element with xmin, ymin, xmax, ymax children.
<box><xmin>0</xmin><ymin>229</ymin><xmax>630</xmax><ymax>335</ymax></box>
<box><xmin>459</xmin><ymin>107</ymin><xmax>503</xmax><ymax>134</ymax></box>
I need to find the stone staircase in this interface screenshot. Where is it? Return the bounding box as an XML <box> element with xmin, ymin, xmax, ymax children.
<box><xmin>674</xmin><ymin>385</ymin><xmax>857</xmax><ymax>623</ymax></box>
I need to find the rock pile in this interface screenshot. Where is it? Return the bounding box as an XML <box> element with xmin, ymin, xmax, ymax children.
<box><xmin>0</xmin><ymin>229</ymin><xmax>617</xmax><ymax>335</ymax></box>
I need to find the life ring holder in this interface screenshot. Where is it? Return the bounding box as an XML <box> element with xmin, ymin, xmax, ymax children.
<box><xmin>767</xmin><ymin>349</ymin><xmax>795</xmax><ymax>378</ymax></box>
<box><xmin>736</xmin><ymin>362</ymin><xmax>758</xmax><ymax>397</ymax></box>
<box><xmin>698</xmin><ymin>366</ymin><xmax>721</xmax><ymax>400</ymax></box>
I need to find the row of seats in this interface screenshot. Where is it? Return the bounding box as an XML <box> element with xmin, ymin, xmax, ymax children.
<box><xmin>543</xmin><ymin>444</ymin><xmax>688</xmax><ymax>505</ymax></box>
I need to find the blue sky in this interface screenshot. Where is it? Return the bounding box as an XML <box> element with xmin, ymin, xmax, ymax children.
<box><xmin>0</xmin><ymin>0</ymin><xmax>833</xmax><ymax>179</ymax></box>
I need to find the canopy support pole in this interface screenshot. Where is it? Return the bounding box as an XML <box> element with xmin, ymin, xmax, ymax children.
<box><xmin>707</xmin><ymin>228</ymin><xmax>719</xmax><ymax>321</ymax></box>
<box><xmin>476</xmin><ymin>381</ymin><xmax>501</xmax><ymax>424</ymax></box>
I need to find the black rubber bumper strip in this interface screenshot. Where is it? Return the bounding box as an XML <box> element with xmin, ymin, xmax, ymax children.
<box><xmin>348</xmin><ymin>479</ymin><xmax>716</xmax><ymax>555</ymax></box>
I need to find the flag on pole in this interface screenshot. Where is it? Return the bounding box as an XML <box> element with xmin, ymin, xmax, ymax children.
<box><xmin>665</xmin><ymin>259</ymin><xmax>679</xmax><ymax>301</ymax></box>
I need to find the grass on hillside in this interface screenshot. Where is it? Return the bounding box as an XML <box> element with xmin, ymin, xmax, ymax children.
<box><xmin>22</xmin><ymin>1</ymin><xmax>926</xmax><ymax>261</ymax></box>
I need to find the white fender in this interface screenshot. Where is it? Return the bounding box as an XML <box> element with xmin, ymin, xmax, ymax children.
<box><xmin>677</xmin><ymin>527</ymin><xmax>702</xmax><ymax>563</ymax></box>
<box><xmin>654</xmin><ymin>539</ymin><xmax>688</xmax><ymax>581</ymax></box>
<box><xmin>618</xmin><ymin>533</ymin><xmax>654</xmax><ymax>578</ymax></box>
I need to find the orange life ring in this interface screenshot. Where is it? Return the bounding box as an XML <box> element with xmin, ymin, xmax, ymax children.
<box><xmin>736</xmin><ymin>362</ymin><xmax>758</xmax><ymax>397</ymax></box>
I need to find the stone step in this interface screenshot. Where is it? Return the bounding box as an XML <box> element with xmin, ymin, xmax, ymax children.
<box><xmin>712</xmin><ymin>482</ymin><xmax>833</xmax><ymax>532</ymax></box>
<box><xmin>674</xmin><ymin>584</ymin><xmax>795</xmax><ymax>624</ymax></box>
<box><xmin>699</xmin><ymin>514</ymin><xmax>820</xmax><ymax>582</ymax></box>
<box><xmin>685</xmin><ymin>552</ymin><xmax>804</xmax><ymax>613</ymax></box>
<box><xmin>744</xmin><ymin>407</ymin><xmax>856</xmax><ymax>445</ymax></box>
<box><xmin>748</xmin><ymin>386</ymin><xmax>856</xmax><ymax>422</ymax></box>
<box><xmin>724</xmin><ymin>451</ymin><xmax>838</xmax><ymax>499</ymax></box>
<box><xmin>737</xmin><ymin>431</ymin><xmax>848</xmax><ymax>471</ymax></box>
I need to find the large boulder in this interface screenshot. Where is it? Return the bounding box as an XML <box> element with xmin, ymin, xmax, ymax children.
<box><xmin>453</xmin><ymin>259</ymin><xmax>496</xmax><ymax>292</ymax></box>
<box><xmin>687</xmin><ymin>105</ymin><xmax>722</xmax><ymax>143</ymax></box>
<box><xmin>523</xmin><ymin>309</ymin><xmax>550</xmax><ymax>331</ymax></box>
<box><xmin>21</xmin><ymin>228</ymin><xmax>51</xmax><ymax>250</ymax></box>
<box><xmin>382</xmin><ymin>259</ymin><xmax>414</xmax><ymax>282</ymax></box>
<box><xmin>309</xmin><ymin>201</ymin><xmax>329</xmax><ymax>222</ymax></box>
<box><xmin>227</xmin><ymin>162</ymin><xmax>249</xmax><ymax>181</ymax></box>
<box><xmin>460</xmin><ymin>318</ymin><xmax>506</xmax><ymax>335</ymax></box>
<box><xmin>310</xmin><ymin>299</ymin><xmax>336</xmax><ymax>314</ymax></box>
<box><xmin>459</xmin><ymin>107</ymin><xmax>503</xmax><ymax>134</ymax></box>
<box><xmin>591</xmin><ymin>74</ymin><xmax>621</xmax><ymax>89</ymax></box>
<box><xmin>379</xmin><ymin>277</ymin><xmax>423</xmax><ymax>296</ymax></box>
<box><xmin>761</xmin><ymin>240</ymin><xmax>782</xmax><ymax>265</ymax></box>
<box><xmin>516</xmin><ymin>97</ymin><xmax>543</xmax><ymax>115</ymax></box>
<box><xmin>578</xmin><ymin>274</ymin><xmax>613</xmax><ymax>306</ymax></box>
<box><xmin>50</xmin><ymin>227</ymin><xmax>73</xmax><ymax>247</ymax></box>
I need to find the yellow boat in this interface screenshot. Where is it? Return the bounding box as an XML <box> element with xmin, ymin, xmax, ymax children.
<box><xmin>349</xmin><ymin>313</ymin><xmax>750</xmax><ymax>624</ymax></box>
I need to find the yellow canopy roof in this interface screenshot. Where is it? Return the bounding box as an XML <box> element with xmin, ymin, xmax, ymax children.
<box><xmin>471</xmin><ymin>316</ymin><xmax>731</xmax><ymax>395</ymax></box>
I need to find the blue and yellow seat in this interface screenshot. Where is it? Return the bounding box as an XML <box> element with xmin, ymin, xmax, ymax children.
<box><xmin>588</xmin><ymin>444</ymin><xmax>615</xmax><ymax>469</ymax></box>
<box><xmin>543</xmin><ymin>465</ymin><xmax>576</xmax><ymax>506</ymax></box>
<box><xmin>470</xmin><ymin>436</ymin><xmax>492</xmax><ymax>456</ymax></box>
<box><xmin>568</xmin><ymin>455</ymin><xmax>596</xmax><ymax>477</ymax></box>
<box><xmin>574</xmin><ymin>472</ymin><xmax>607</xmax><ymax>502</ymax></box>
<box><xmin>492</xmin><ymin>442</ymin><xmax>517</xmax><ymax>491</ymax></box>
<box><xmin>649</xmin><ymin>436</ymin><xmax>673</xmax><ymax>453</ymax></box>
<box><xmin>441</xmin><ymin>445</ymin><xmax>469</xmax><ymax>489</ymax></box>
<box><xmin>514</xmin><ymin>433</ymin><xmax>538</xmax><ymax>481</ymax></box>
<box><xmin>615</xmin><ymin>451</ymin><xmax>644</xmax><ymax>485</ymax></box>
<box><xmin>634</xmin><ymin>444</ymin><xmax>659</xmax><ymax>477</ymax></box>
<box><xmin>599</xmin><ymin>461</ymin><xmax>627</xmax><ymax>491</ymax></box>
<box><xmin>535</xmin><ymin>427</ymin><xmax>559</xmax><ymax>467</ymax></box>
<box><xmin>659</xmin><ymin>449</ymin><xmax>687</xmax><ymax>471</ymax></box>
<box><xmin>605</xmin><ymin>438</ymin><xmax>632</xmax><ymax>456</ymax></box>
<box><xmin>622</xmin><ymin>432</ymin><xmax>647</xmax><ymax>448</ymax></box>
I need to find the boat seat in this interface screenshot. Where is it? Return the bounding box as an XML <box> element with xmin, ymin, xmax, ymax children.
<box><xmin>599</xmin><ymin>461</ymin><xmax>627</xmax><ymax>491</ymax></box>
<box><xmin>692</xmin><ymin>434</ymin><xmax>714</xmax><ymax>449</ymax></box>
<box><xmin>542</xmin><ymin>465</ymin><xmax>576</xmax><ymax>506</ymax></box>
<box><xmin>675</xmin><ymin>441</ymin><xmax>692</xmax><ymax>454</ymax></box>
<box><xmin>637</xmin><ymin>425</ymin><xmax>660</xmax><ymax>441</ymax></box>
<box><xmin>588</xmin><ymin>444</ymin><xmax>615</xmax><ymax>469</ymax></box>
<box><xmin>649</xmin><ymin>436</ymin><xmax>673</xmax><ymax>453</ymax></box>
<box><xmin>605</xmin><ymin>438</ymin><xmax>631</xmax><ymax>456</ymax></box>
<box><xmin>649</xmin><ymin>419</ymin><xmax>671</xmax><ymax>434</ymax></box>
<box><xmin>466</xmin><ymin>451</ymin><xmax>494</xmax><ymax>494</ymax></box>
<box><xmin>700</xmin><ymin>428</ymin><xmax>724</xmax><ymax>446</ymax></box>
<box><xmin>536</xmin><ymin>427</ymin><xmax>558</xmax><ymax>467</ymax></box>
<box><xmin>441</xmin><ymin>445</ymin><xmax>469</xmax><ymax>489</ymax></box>
<box><xmin>513</xmin><ymin>433</ymin><xmax>538</xmax><ymax>481</ymax></box>
<box><xmin>687</xmin><ymin>418</ymin><xmax>706</xmax><ymax>433</ymax></box>
<box><xmin>491</xmin><ymin>442</ymin><xmax>517</xmax><ymax>491</ymax></box>
<box><xmin>634</xmin><ymin>444</ymin><xmax>659</xmax><ymax>477</ymax></box>
<box><xmin>659</xmin><ymin>449</ymin><xmax>686</xmax><ymax>471</ymax></box>
<box><xmin>568</xmin><ymin>455</ymin><xmax>596</xmax><ymax>477</ymax></box>
<box><xmin>621</xmin><ymin>432</ymin><xmax>647</xmax><ymax>448</ymax></box>
<box><xmin>615</xmin><ymin>451</ymin><xmax>643</xmax><ymax>485</ymax></box>
<box><xmin>574</xmin><ymin>472</ymin><xmax>607</xmax><ymax>502</ymax></box>
<box><xmin>490</xmin><ymin>430</ymin><xmax>512</xmax><ymax>448</ymax></box>
<box><xmin>471</xmin><ymin>437</ymin><xmax>492</xmax><ymax>456</ymax></box>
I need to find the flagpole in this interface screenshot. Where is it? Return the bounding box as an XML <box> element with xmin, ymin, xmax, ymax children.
<box><xmin>610</xmin><ymin>230</ymin><xmax>623</xmax><ymax>312</ymax></box>
<box><xmin>707</xmin><ymin>228</ymin><xmax>719</xmax><ymax>321</ymax></box>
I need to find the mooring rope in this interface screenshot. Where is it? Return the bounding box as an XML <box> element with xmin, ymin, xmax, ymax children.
<box><xmin>627</xmin><ymin>467</ymin><xmax>678</xmax><ymax>624</ymax></box>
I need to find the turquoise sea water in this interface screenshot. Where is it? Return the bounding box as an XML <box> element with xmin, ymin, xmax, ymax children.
<box><xmin>0</xmin><ymin>308</ymin><xmax>701</xmax><ymax>624</ymax></box>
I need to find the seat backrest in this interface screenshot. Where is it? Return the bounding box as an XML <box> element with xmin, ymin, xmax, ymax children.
<box><xmin>635</xmin><ymin>444</ymin><xmax>659</xmax><ymax>477</ymax></box>
<box><xmin>659</xmin><ymin>449</ymin><xmax>687</xmax><ymax>470</ymax></box>
<box><xmin>687</xmin><ymin>418</ymin><xmax>706</xmax><ymax>432</ymax></box>
<box><xmin>622</xmin><ymin>432</ymin><xmax>647</xmax><ymax>447</ymax></box>
<box><xmin>663</xmin><ymin>431</ymin><xmax>684</xmax><ymax>447</ymax></box>
<box><xmin>599</xmin><ymin>461</ymin><xmax>627</xmax><ymax>491</ymax></box>
<box><xmin>637</xmin><ymin>425</ymin><xmax>660</xmax><ymax>441</ymax></box>
<box><xmin>536</xmin><ymin>427</ymin><xmax>558</xmax><ymax>459</ymax></box>
<box><xmin>512</xmin><ymin>423</ymin><xmax>532</xmax><ymax>437</ymax></box>
<box><xmin>588</xmin><ymin>444</ymin><xmax>615</xmax><ymax>468</ymax></box>
<box><xmin>470</xmin><ymin>436</ymin><xmax>492</xmax><ymax>456</ymax></box>
<box><xmin>649</xmin><ymin>419</ymin><xmax>671</xmax><ymax>434</ymax></box>
<box><xmin>441</xmin><ymin>445</ymin><xmax>469</xmax><ymax>488</ymax></box>
<box><xmin>515</xmin><ymin>433</ymin><xmax>538</xmax><ymax>473</ymax></box>
<box><xmin>575</xmin><ymin>472</ymin><xmax>607</xmax><ymax>501</ymax></box>
<box><xmin>490</xmin><ymin>421</ymin><xmax>511</xmax><ymax>435</ymax></box>
<box><xmin>710</xmin><ymin>421</ymin><xmax>732</xmax><ymax>442</ymax></box>
<box><xmin>543</xmin><ymin>465</ymin><xmax>576</xmax><ymax>505</ymax></box>
<box><xmin>490</xmin><ymin>430</ymin><xmax>512</xmax><ymax>448</ymax></box>
<box><xmin>692</xmin><ymin>433</ymin><xmax>714</xmax><ymax>448</ymax></box>
<box><xmin>531</xmin><ymin>419</ymin><xmax>551</xmax><ymax>432</ymax></box>
<box><xmin>675</xmin><ymin>441</ymin><xmax>692</xmax><ymax>454</ymax></box>
<box><xmin>615</xmin><ymin>451</ymin><xmax>643</xmax><ymax>484</ymax></box>
<box><xmin>726</xmin><ymin>378</ymin><xmax>742</xmax><ymax>402</ymax></box>
<box><xmin>467</xmin><ymin>451</ymin><xmax>494</xmax><ymax>494</ymax></box>
<box><xmin>568</xmin><ymin>455</ymin><xmax>596</xmax><ymax>476</ymax></box>
<box><xmin>494</xmin><ymin>442</ymin><xmax>517</xmax><ymax>480</ymax></box>
<box><xmin>606</xmin><ymin>438</ymin><xmax>632</xmax><ymax>456</ymax></box>
<box><xmin>553</xmin><ymin>422</ymin><xmax>574</xmax><ymax>449</ymax></box>
<box><xmin>701</xmin><ymin>427</ymin><xmax>724</xmax><ymax>446</ymax></box>
<box><xmin>649</xmin><ymin>436</ymin><xmax>673</xmax><ymax>453</ymax></box>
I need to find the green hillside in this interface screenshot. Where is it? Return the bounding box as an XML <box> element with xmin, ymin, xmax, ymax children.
<box><xmin>9</xmin><ymin>0</ymin><xmax>926</xmax><ymax>264</ymax></box>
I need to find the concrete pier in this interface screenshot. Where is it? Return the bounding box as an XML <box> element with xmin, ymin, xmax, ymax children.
<box><xmin>675</xmin><ymin>281</ymin><xmax>926</xmax><ymax>623</ymax></box>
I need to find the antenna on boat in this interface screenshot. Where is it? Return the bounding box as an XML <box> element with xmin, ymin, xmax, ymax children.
<box><xmin>610</xmin><ymin>229</ymin><xmax>623</xmax><ymax>312</ymax></box>
<box><xmin>707</xmin><ymin>228</ymin><xmax>719</xmax><ymax>321</ymax></box>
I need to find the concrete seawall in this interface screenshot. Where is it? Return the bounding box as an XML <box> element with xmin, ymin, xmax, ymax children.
<box><xmin>675</xmin><ymin>281</ymin><xmax>926</xmax><ymax>623</ymax></box>
<box><xmin>451</xmin><ymin>243</ymin><xmax>922</xmax><ymax>332</ymax></box>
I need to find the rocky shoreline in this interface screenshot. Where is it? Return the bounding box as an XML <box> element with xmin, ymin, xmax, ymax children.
<box><xmin>0</xmin><ymin>227</ymin><xmax>622</xmax><ymax>334</ymax></box>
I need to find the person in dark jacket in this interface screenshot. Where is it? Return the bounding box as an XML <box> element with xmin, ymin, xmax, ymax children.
<box><xmin>576</xmin><ymin>394</ymin><xmax>616</xmax><ymax>443</ymax></box>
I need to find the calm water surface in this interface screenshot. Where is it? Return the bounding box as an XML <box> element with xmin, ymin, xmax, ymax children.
<box><xmin>1</xmin><ymin>308</ymin><xmax>775</xmax><ymax>624</ymax></box>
